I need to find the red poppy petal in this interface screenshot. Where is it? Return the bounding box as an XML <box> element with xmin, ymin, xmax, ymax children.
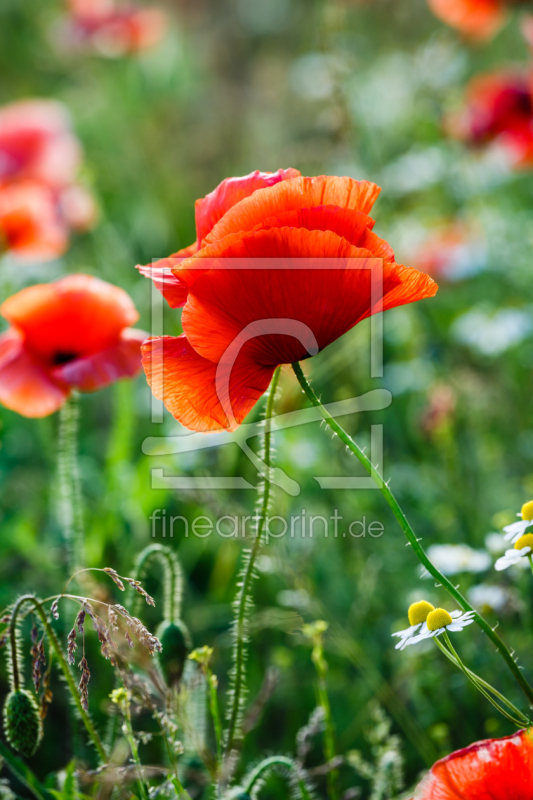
<box><xmin>195</xmin><ymin>168</ymin><xmax>301</xmax><ymax>244</ymax></box>
<box><xmin>180</xmin><ymin>226</ymin><xmax>436</xmax><ymax>364</ymax></box>
<box><xmin>142</xmin><ymin>334</ymin><xmax>275</xmax><ymax>432</ymax></box>
<box><xmin>1</xmin><ymin>274</ymin><xmax>139</xmax><ymax>361</ymax></box>
<box><xmin>204</xmin><ymin>175</ymin><xmax>381</xmax><ymax>245</ymax></box>
<box><xmin>414</xmin><ymin>730</ymin><xmax>533</xmax><ymax>799</ymax></box>
<box><xmin>0</xmin><ymin>330</ymin><xmax>68</xmax><ymax>417</ymax></box>
<box><xmin>137</xmin><ymin>243</ymin><xmax>199</xmax><ymax>308</ymax></box>
<box><xmin>250</xmin><ymin>204</ymin><xmax>375</xmax><ymax>241</ymax></box>
<box><xmin>427</xmin><ymin>0</ymin><xmax>505</xmax><ymax>40</ymax></box>
<box><xmin>51</xmin><ymin>327</ymin><xmax>146</xmax><ymax>391</ymax></box>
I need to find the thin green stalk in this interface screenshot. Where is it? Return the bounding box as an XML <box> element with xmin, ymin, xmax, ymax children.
<box><xmin>434</xmin><ymin>636</ymin><xmax>527</xmax><ymax>722</ymax></box>
<box><xmin>57</xmin><ymin>395</ymin><xmax>84</xmax><ymax>571</ymax></box>
<box><xmin>441</xmin><ymin>632</ymin><xmax>527</xmax><ymax>727</ymax></box>
<box><xmin>170</xmin><ymin>776</ymin><xmax>193</xmax><ymax>800</ymax></box>
<box><xmin>225</xmin><ymin>366</ymin><xmax>281</xmax><ymax>757</ymax></box>
<box><xmin>243</xmin><ymin>756</ymin><xmax>312</xmax><ymax>800</ymax></box>
<box><xmin>206</xmin><ymin>670</ymin><xmax>222</xmax><ymax>767</ymax></box>
<box><xmin>291</xmin><ymin>361</ymin><xmax>533</xmax><ymax>707</ymax></box>
<box><xmin>8</xmin><ymin>596</ymin><xmax>107</xmax><ymax>762</ymax></box>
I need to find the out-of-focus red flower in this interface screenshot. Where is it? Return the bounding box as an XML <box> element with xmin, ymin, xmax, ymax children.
<box><xmin>0</xmin><ymin>181</ymin><xmax>68</xmax><ymax>262</ymax></box>
<box><xmin>65</xmin><ymin>0</ymin><xmax>167</xmax><ymax>56</ymax></box>
<box><xmin>411</xmin><ymin>729</ymin><xmax>533</xmax><ymax>798</ymax></box>
<box><xmin>449</xmin><ymin>70</ymin><xmax>533</xmax><ymax>167</ymax></box>
<box><xmin>0</xmin><ymin>100</ymin><xmax>81</xmax><ymax>189</ymax></box>
<box><xmin>0</xmin><ymin>99</ymin><xmax>97</xmax><ymax>261</ymax></box>
<box><xmin>0</xmin><ymin>275</ymin><xmax>146</xmax><ymax>417</ymax></box>
<box><xmin>427</xmin><ymin>0</ymin><xmax>507</xmax><ymax>40</ymax></box>
<box><xmin>139</xmin><ymin>170</ymin><xmax>437</xmax><ymax>433</ymax></box>
<box><xmin>421</xmin><ymin>383</ymin><xmax>456</xmax><ymax>435</ymax></box>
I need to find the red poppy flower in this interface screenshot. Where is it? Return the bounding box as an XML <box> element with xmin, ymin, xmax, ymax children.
<box><xmin>411</xmin><ymin>729</ymin><xmax>533</xmax><ymax>798</ymax></box>
<box><xmin>0</xmin><ymin>274</ymin><xmax>146</xmax><ymax>417</ymax></box>
<box><xmin>140</xmin><ymin>170</ymin><xmax>437</xmax><ymax>433</ymax></box>
<box><xmin>427</xmin><ymin>0</ymin><xmax>507</xmax><ymax>40</ymax></box>
<box><xmin>0</xmin><ymin>181</ymin><xmax>68</xmax><ymax>262</ymax></box>
<box><xmin>0</xmin><ymin>100</ymin><xmax>81</xmax><ymax>189</ymax></box>
<box><xmin>65</xmin><ymin>0</ymin><xmax>167</xmax><ymax>56</ymax></box>
<box><xmin>449</xmin><ymin>70</ymin><xmax>533</xmax><ymax>167</ymax></box>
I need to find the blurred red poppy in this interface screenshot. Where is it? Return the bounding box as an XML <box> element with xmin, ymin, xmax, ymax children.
<box><xmin>0</xmin><ymin>181</ymin><xmax>68</xmax><ymax>262</ymax></box>
<box><xmin>0</xmin><ymin>274</ymin><xmax>146</xmax><ymax>417</ymax></box>
<box><xmin>427</xmin><ymin>0</ymin><xmax>507</xmax><ymax>40</ymax></box>
<box><xmin>412</xmin><ymin>221</ymin><xmax>486</xmax><ymax>282</ymax></box>
<box><xmin>0</xmin><ymin>99</ymin><xmax>80</xmax><ymax>189</ymax></box>
<box><xmin>65</xmin><ymin>0</ymin><xmax>167</xmax><ymax>56</ymax></box>
<box><xmin>411</xmin><ymin>729</ymin><xmax>533</xmax><ymax>798</ymax></box>
<box><xmin>140</xmin><ymin>170</ymin><xmax>437</xmax><ymax>433</ymax></box>
<box><xmin>449</xmin><ymin>70</ymin><xmax>533</xmax><ymax>167</ymax></box>
<box><xmin>0</xmin><ymin>99</ymin><xmax>97</xmax><ymax>260</ymax></box>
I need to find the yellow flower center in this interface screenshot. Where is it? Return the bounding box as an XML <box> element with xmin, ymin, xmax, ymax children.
<box><xmin>521</xmin><ymin>500</ymin><xmax>533</xmax><ymax>521</ymax></box>
<box><xmin>408</xmin><ymin>600</ymin><xmax>435</xmax><ymax>626</ymax></box>
<box><xmin>514</xmin><ymin>533</ymin><xmax>533</xmax><ymax>551</ymax></box>
<box><xmin>427</xmin><ymin>608</ymin><xmax>453</xmax><ymax>631</ymax></box>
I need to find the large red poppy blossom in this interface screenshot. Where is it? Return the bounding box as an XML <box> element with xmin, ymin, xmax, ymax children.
<box><xmin>411</xmin><ymin>729</ymin><xmax>533</xmax><ymax>798</ymax></box>
<box><xmin>449</xmin><ymin>70</ymin><xmax>533</xmax><ymax>167</ymax></box>
<box><xmin>140</xmin><ymin>170</ymin><xmax>438</xmax><ymax>433</ymax></box>
<box><xmin>65</xmin><ymin>0</ymin><xmax>166</xmax><ymax>56</ymax></box>
<box><xmin>0</xmin><ymin>100</ymin><xmax>80</xmax><ymax>189</ymax></box>
<box><xmin>427</xmin><ymin>0</ymin><xmax>507</xmax><ymax>40</ymax></box>
<box><xmin>0</xmin><ymin>274</ymin><xmax>146</xmax><ymax>417</ymax></box>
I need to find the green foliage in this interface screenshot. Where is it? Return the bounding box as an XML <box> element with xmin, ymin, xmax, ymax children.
<box><xmin>3</xmin><ymin>690</ymin><xmax>43</xmax><ymax>759</ymax></box>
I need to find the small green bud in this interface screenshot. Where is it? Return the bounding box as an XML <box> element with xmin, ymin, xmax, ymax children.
<box><xmin>3</xmin><ymin>690</ymin><xmax>43</xmax><ymax>757</ymax></box>
<box><xmin>156</xmin><ymin>620</ymin><xmax>191</xmax><ymax>686</ymax></box>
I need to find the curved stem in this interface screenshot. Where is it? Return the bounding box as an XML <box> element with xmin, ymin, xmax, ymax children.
<box><xmin>131</xmin><ymin>544</ymin><xmax>182</xmax><ymax>621</ymax></box>
<box><xmin>244</xmin><ymin>756</ymin><xmax>311</xmax><ymax>800</ymax></box>
<box><xmin>225</xmin><ymin>366</ymin><xmax>281</xmax><ymax>757</ymax></box>
<box><xmin>291</xmin><ymin>361</ymin><xmax>533</xmax><ymax>707</ymax></box>
<box><xmin>8</xmin><ymin>595</ymin><xmax>107</xmax><ymax>762</ymax></box>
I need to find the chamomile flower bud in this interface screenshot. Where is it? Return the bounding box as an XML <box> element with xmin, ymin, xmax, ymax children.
<box><xmin>495</xmin><ymin>535</ymin><xmax>533</xmax><ymax>571</ymax></box>
<box><xmin>426</xmin><ymin>608</ymin><xmax>453</xmax><ymax>631</ymax></box>
<box><xmin>521</xmin><ymin>500</ymin><xmax>533</xmax><ymax>521</ymax></box>
<box><xmin>515</xmin><ymin>533</ymin><xmax>533</xmax><ymax>551</ymax></box>
<box><xmin>408</xmin><ymin>601</ymin><xmax>435</xmax><ymax>626</ymax></box>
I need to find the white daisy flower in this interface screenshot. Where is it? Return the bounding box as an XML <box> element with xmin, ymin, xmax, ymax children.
<box><xmin>503</xmin><ymin>500</ymin><xmax>533</xmax><ymax>543</ymax></box>
<box><xmin>405</xmin><ymin>608</ymin><xmax>476</xmax><ymax>646</ymax></box>
<box><xmin>495</xmin><ymin>534</ymin><xmax>533</xmax><ymax>571</ymax></box>
<box><xmin>391</xmin><ymin>600</ymin><xmax>434</xmax><ymax>650</ymax></box>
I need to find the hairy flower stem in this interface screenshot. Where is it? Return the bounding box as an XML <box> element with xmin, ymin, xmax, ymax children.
<box><xmin>225</xmin><ymin>366</ymin><xmax>281</xmax><ymax>759</ymax></box>
<box><xmin>292</xmin><ymin>361</ymin><xmax>533</xmax><ymax>707</ymax></box>
<box><xmin>120</xmin><ymin>701</ymin><xmax>149</xmax><ymax>800</ymax></box>
<box><xmin>243</xmin><ymin>755</ymin><xmax>312</xmax><ymax>800</ymax></box>
<box><xmin>57</xmin><ymin>395</ymin><xmax>85</xmax><ymax>572</ymax></box>
<box><xmin>8</xmin><ymin>595</ymin><xmax>107</xmax><ymax>762</ymax></box>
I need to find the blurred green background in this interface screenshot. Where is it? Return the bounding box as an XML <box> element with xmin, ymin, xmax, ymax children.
<box><xmin>2</xmin><ymin>0</ymin><xmax>533</xmax><ymax>796</ymax></box>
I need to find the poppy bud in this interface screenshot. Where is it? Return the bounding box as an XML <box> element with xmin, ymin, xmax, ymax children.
<box><xmin>3</xmin><ymin>689</ymin><xmax>43</xmax><ymax>757</ymax></box>
<box><xmin>156</xmin><ymin>620</ymin><xmax>191</xmax><ymax>686</ymax></box>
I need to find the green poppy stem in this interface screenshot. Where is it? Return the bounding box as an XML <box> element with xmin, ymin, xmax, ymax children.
<box><xmin>225</xmin><ymin>366</ymin><xmax>281</xmax><ymax>758</ymax></box>
<box><xmin>291</xmin><ymin>360</ymin><xmax>533</xmax><ymax>707</ymax></box>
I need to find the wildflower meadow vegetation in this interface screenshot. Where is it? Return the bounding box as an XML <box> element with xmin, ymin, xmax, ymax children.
<box><xmin>3</xmin><ymin>0</ymin><xmax>533</xmax><ymax>798</ymax></box>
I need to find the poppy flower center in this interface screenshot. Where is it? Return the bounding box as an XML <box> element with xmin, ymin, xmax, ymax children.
<box><xmin>521</xmin><ymin>500</ymin><xmax>533</xmax><ymax>522</ymax></box>
<box><xmin>408</xmin><ymin>600</ymin><xmax>435</xmax><ymax>626</ymax></box>
<box><xmin>426</xmin><ymin>608</ymin><xmax>453</xmax><ymax>631</ymax></box>
<box><xmin>514</xmin><ymin>533</ymin><xmax>533</xmax><ymax>551</ymax></box>
<box><xmin>52</xmin><ymin>350</ymin><xmax>79</xmax><ymax>366</ymax></box>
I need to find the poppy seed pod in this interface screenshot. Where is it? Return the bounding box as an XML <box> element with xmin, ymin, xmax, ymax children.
<box><xmin>156</xmin><ymin>619</ymin><xmax>191</xmax><ymax>686</ymax></box>
<box><xmin>3</xmin><ymin>689</ymin><xmax>43</xmax><ymax>757</ymax></box>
